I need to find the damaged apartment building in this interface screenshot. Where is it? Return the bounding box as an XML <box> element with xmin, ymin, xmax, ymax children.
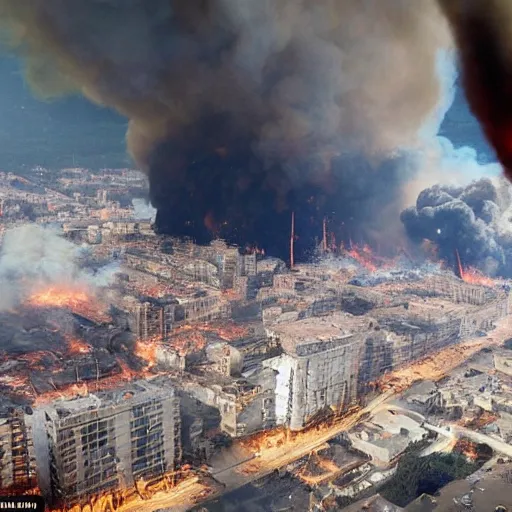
<box><xmin>264</xmin><ymin>314</ymin><xmax>367</xmax><ymax>430</ymax></box>
<box><xmin>31</xmin><ymin>380</ymin><xmax>180</xmax><ymax>507</ymax></box>
<box><xmin>0</xmin><ymin>404</ymin><xmax>36</xmax><ymax>493</ymax></box>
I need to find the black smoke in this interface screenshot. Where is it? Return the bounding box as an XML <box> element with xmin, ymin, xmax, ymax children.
<box><xmin>401</xmin><ymin>177</ymin><xmax>512</xmax><ymax>276</ymax></box>
<box><xmin>152</xmin><ymin>147</ymin><xmax>415</xmax><ymax>259</ymax></box>
<box><xmin>0</xmin><ymin>1</ymin><xmax>453</xmax><ymax>261</ymax></box>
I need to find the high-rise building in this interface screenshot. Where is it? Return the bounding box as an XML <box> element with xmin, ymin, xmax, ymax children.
<box><xmin>33</xmin><ymin>380</ymin><xmax>180</xmax><ymax>506</ymax></box>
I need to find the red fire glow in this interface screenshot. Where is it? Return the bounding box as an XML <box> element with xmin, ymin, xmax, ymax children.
<box><xmin>245</xmin><ymin>246</ymin><xmax>266</xmax><ymax>256</ymax></box>
<box><xmin>341</xmin><ymin>242</ymin><xmax>378</xmax><ymax>272</ymax></box>
<box><xmin>134</xmin><ymin>338</ymin><xmax>160</xmax><ymax>369</ymax></box>
<box><xmin>28</xmin><ymin>286</ymin><xmax>91</xmax><ymax>309</ymax></box>
<box><xmin>67</xmin><ymin>338</ymin><xmax>92</xmax><ymax>355</ymax></box>
<box><xmin>459</xmin><ymin>266</ymin><xmax>497</xmax><ymax>287</ymax></box>
<box><xmin>26</xmin><ymin>285</ymin><xmax>110</xmax><ymax>323</ymax></box>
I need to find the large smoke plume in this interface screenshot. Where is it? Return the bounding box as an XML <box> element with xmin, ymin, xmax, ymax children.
<box><xmin>437</xmin><ymin>0</ymin><xmax>512</xmax><ymax>178</ymax></box>
<box><xmin>401</xmin><ymin>177</ymin><xmax>512</xmax><ymax>276</ymax></box>
<box><xmin>0</xmin><ymin>1</ymin><xmax>455</xmax><ymax>260</ymax></box>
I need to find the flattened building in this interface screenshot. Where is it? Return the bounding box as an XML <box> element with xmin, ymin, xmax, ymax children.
<box><xmin>33</xmin><ymin>380</ymin><xmax>180</xmax><ymax>506</ymax></box>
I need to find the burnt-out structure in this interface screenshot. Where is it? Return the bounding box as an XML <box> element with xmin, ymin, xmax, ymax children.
<box><xmin>180</xmin><ymin>347</ymin><xmax>278</xmax><ymax>439</ymax></box>
<box><xmin>32</xmin><ymin>380</ymin><xmax>180</xmax><ymax>506</ymax></box>
<box><xmin>118</xmin><ymin>297</ymin><xmax>175</xmax><ymax>341</ymax></box>
<box><xmin>0</xmin><ymin>405</ymin><xmax>36</xmax><ymax>492</ymax></box>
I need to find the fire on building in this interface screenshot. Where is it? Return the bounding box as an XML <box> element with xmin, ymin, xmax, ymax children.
<box><xmin>0</xmin><ymin>216</ymin><xmax>510</xmax><ymax>510</ymax></box>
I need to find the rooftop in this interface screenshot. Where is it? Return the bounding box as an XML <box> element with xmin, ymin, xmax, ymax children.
<box><xmin>45</xmin><ymin>378</ymin><xmax>175</xmax><ymax>419</ymax></box>
<box><xmin>268</xmin><ymin>312</ymin><xmax>369</xmax><ymax>354</ymax></box>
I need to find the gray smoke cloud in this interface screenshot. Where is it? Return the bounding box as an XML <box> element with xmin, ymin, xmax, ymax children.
<box><xmin>0</xmin><ymin>1</ymin><xmax>451</xmax><ymax>164</ymax></box>
<box><xmin>401</xmin><ymin>177</ymin><xmax>512</xmax><ymax>276</ymax></box>
<box><xmin>0</xmin><ymin>224</ymin><xmax>118</xmax><ymax>310</ymax></box>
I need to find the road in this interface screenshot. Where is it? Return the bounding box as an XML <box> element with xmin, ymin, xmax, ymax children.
<box><xmin>211</xmin><ymin>389</ymin><xmax>396</xmax><ymax>490</ymax></box>
<box><xmin>369</xmin><ymin>396</ymin><xmax>512</xmax><ymax>460</ymax></box>
<box><xmin>422</xmin><ymin>421</ymin><xmax>512</xmax><ymax>458</ymax></box>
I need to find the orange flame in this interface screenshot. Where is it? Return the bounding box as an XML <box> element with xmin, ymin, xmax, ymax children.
<box><xmin>454</xmin><ymin>439</ymin><xmax>479</xmax><ymax>461</ymax></box>
<box><xmin>31</xmin><ymin>356</ymin><xmax>160</xmax><ymax>407</ymax></box>
<box><xmin>175</xmin><ymin>321</ymin><xmax>248</xmax><ymax>343</ymax></box>
<box><xmin>67</xmin><ymin>338</ymin><xmax>92</xmax><ymax>355</ymax></box>
<box><xmin>28</xmin><ymin>286</ymin><xmax>91</xmax><ymax>309</ymax></box>
<box><xmin>27</xmin><ymin>285</ymin><xmax>110</xmax><ymax>323</ymax></box>
<box><xmin>459</xmin><ymin>266</ymin><xmax>497</xmax><ymax>287</ymax></box>
<box><xmin>245</xmin><ymin>246</ymin><xmax>266</xmax><ymax>256</ymax></box>
<box><xmin>342</xmin><ymin>243</ymin><xmax>378</xmax><ymax>272</ymax></box>
<box><xmin>134</xmin><ymin>338</ymin><xmax>159</xmax><ymax>369</ymax></box>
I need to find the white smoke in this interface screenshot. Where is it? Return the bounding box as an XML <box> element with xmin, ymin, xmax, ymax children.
<box><xmin>131</xmin><ymin>198</ymin><xmax>156</xmax><ymax>222</ymax></box>
<box><xmin>0</xmin><ymin>224</ymin><xmax>118</xmax><ymax>310</ymax></box>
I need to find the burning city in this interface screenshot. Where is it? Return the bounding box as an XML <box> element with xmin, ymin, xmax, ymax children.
<box><xmin>0</xmin><ymin>167</ymin><xmax>511</xmax><ymax>512</ymax></box>
<box><xmin>3</xmin><ymin>1</ymin><xmax>512</xmax><ymax>511</ymax></box>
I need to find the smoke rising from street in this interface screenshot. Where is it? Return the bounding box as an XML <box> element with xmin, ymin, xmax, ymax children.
<box><xmin>0</xmin><ymin>0</ymin><xmax>454</xmax><ymax>260</ymax></box>
<box><xmin>0</xmin><ymin>224</ymin><xmax>117</xmax><ymax>310</ymax></box>
<box><xmin>401</xmin><ymin>177</ymin><xmax>512</xmax><ymax>276</ymax></box>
